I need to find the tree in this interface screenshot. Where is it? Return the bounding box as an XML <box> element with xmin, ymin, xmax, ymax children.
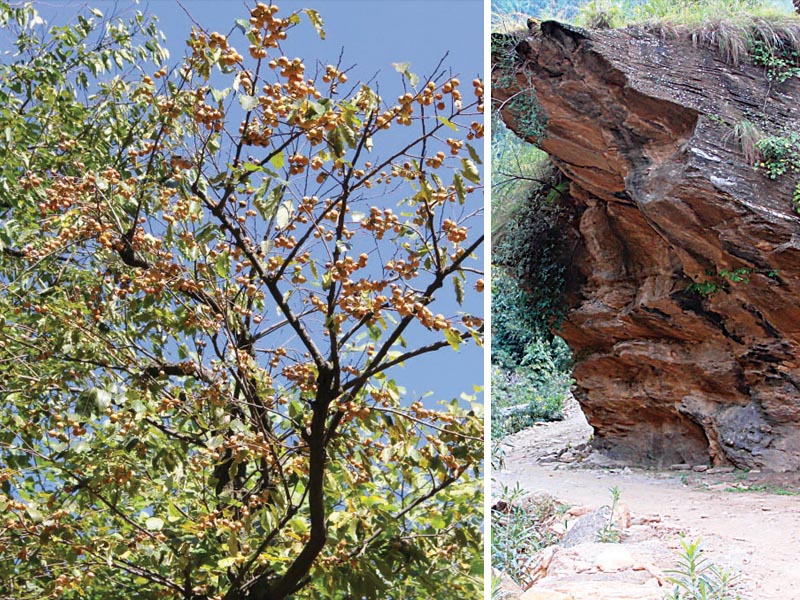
<box><xmin>0</xmin><ymin>3</ymin><xmax>484</xmax><ymax>598</ymax></box>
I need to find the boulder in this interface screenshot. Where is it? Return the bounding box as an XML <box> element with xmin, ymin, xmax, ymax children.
<box><xmin>522</xmin><ymin>541</ymin><xmax>668</xmax><ymax>600</ymax></box>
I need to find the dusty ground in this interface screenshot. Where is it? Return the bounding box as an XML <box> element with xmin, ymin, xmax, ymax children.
<box><xmin>494</xmin><ymin>396</ymin><xmax>800</xmax><ymax>600</ymax></box>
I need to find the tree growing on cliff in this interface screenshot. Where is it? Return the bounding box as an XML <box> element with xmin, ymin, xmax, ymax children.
<box><xmin>0</xmin><ymin>3</ymin><xmax>484</xmax><ymax>598</ymax></box>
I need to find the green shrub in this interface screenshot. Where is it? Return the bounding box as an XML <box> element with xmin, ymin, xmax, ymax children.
<box><xmin>492</xmin><ymin>171</ymin><xmax>571</xmax><ymax>342</ymax></box>
<box><xmin>491</xmin><ymin>71</ymin><xmax>572</xmax><ymax>442</ymax></box>
<box><xmin>491</xmin><ymin>483</ymin><xmax>563</xmax><ymax>588</ymax></box>
<box><xmin>756</xmin><ymin>132</ymin><xmax>800</xmax><ymax>178</ymax></box>
<box><xmin>491</xmin><ymin>119</ymin><xmax>552</xmax><ymax>228</ymax></box>
<box><xmin>665</xmin><ymin>538</ymin><xmax>742</xmax><ymax>600</ymax></box>
<box><xmin>596</xmin><ymin>486</ymin><xmax>622</xmax><ymax>543</ymax></box>
<box><xmin>491</xmin><ymin>354</ymin><xmax>570</xmax><ymax>439</ymax></box>
<box><xmin>750</xmin><ymin>37</ymin><xmax>800</xmax><ymax>82</ymax></box>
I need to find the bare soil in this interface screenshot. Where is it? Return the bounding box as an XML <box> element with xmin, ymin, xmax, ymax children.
<box><xmin>494</xmin><ymin>396</ymin><xmax>800</xmax><ymax>600</ymax></box>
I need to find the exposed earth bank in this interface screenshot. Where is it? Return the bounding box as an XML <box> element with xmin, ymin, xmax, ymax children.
<box><xmin>494</xmin><ymin>397</ymin><xmax>800</xmax><ymax>600</ymax></box>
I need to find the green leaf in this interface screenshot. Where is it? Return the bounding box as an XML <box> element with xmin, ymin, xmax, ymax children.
<box><xmin>437</xmin><ymin>116</ymin><xmax>458</xmax><ymax>131</ymax></box>
<box><xmin>444</xmin><ymin>328</ymin><xmax>462</xmax><ymax>351</ymax></box>
<box><xmin>26</xmin><ymin>504</ymin><xmax>44</xmax><ymax>524</ymax></box>
<box><xmin>465</xmin><ymin>142</ymin><xmax>482</xmax><ymax>165</ymax></box>
<box><xmin>242</xmin><ymin>162</ymin><xmax>264</xmax><ymax>173</ymax></box>
<box><xmin>303</xmin><ymin>9</ymin><xmax>325</xmax><ymax>40</ymax></box>
<box><xmin>215</xmin><ymin>252</ymin><xmax>230</xmax><ymax>278</ymax></box>
<box><xmin>328</xmin><ymin>127</ymin><xmax>344</xmax><ymax>157</ymax></box>
<box><xmin>218</xmin><ymin>556</ymin><xmax>237</xmax><ymax>569</ymax></box>
<box><xmin>275</xmin><ymin>200</ymin><xmax>293</xmax><ymax>229</ymax></box>
<box><xmin>270</xmin><ymin>152</ymin><xmax>285</xmax><ymax>170</ymax></box>
<box><xmin>392</xmin><ymin>61</ymin><xmax>419</xmax><ymax>87</ymax></box>
<box><xmin>145</xmin><ymin>517</ymin><xmax>164</xmax><ymax>531</ymax></box>
<box><xmin>95</xmin><ymin>389</ymin><xmax>112</xmax><ymax>412</ymax></box>
<box><xmin>453</xmin><ymin>277</ymin><xmax>464</xmax><ymax>306</ymax></box>
<box><xmin>75</xmin><ymin>388</ymin><xmax>97</xmax><ymax>417</ymax></box>
<box><xmin>239</xmin><ymin>94</ymin><xmax>259</xmax><ymax>111</ymax></box>
<box><xmin>392</xmin><ymin>62</ymin><xmax>411</xmax><ymax>76</ymax></box>
<box><xmin>460</xmin><ymin>158</ymin><xmax>480</xmax><ymax>184</ymax></box>
<box><xmin>211</xmin><ymin>87</ymin><xmax>230</xmax><ymax>103</ymax></box>
<box><xmin>339</xmin><ymin>123</ymin><xmax>357</xmax><ymax>148</ymax></box>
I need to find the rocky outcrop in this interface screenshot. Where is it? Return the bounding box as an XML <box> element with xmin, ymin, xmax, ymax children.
<box><xmin>493</xmin><ymin>20</ymin><xmax>800</xmax><ymax>470</ymax></box>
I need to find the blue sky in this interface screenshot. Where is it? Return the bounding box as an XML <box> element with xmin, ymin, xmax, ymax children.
<box><xmin>25</xmin><ymin>0</ymin><xmax>486</xmax><ymax>405</ymax></box>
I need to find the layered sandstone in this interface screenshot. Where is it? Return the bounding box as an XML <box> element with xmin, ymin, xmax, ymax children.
<box><xmin>493</xmin><ymin>20</ymin><xmax>800</xmax><ymax>470</ymax></box>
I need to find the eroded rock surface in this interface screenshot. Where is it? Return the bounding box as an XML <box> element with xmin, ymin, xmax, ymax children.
<box><xmin>493</xmin><ymin>21</ymin><xmax>800</xmax><ymax>470</ymax></box>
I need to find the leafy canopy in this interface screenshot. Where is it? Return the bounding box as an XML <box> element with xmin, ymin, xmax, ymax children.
<box><xmin>0</xmin><ymin>2</ymin><xmax>484</xmax><ymax>599</ymax></box>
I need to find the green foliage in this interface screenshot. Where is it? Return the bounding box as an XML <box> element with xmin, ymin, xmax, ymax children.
<box><xmin>491</xmin><ymin>30</ymin><xmax>549</xmax><ymax>144</ymax></box>
<box><xmin>665</xmin><ymin>538</ymin><xmax>742</xmax><ymax>600</ymax></box>
<box><xmin>493</xmin><ymin>0</ymin><xmax>581</xmax><ymax>27</ymax></box>
<box><xmin>493</xmin><ymin>184</ymin><xmax>570</xmax><ymax>335</ymax></box>
<box><xmin>756</xmin><ymin>132</ymin><xmax>800</xmax><ymax>178</ymax></box>
<box><xmin>750</xmin><ymin>37</ymin><xmax>800</xmax><ymax>81</ymax></box>
<box><xmin>720</xmin><ymin>268</ymin><xmax>752</xmax><ymax>283</ymax></box>
<box><xmin>576</xmin><ymin>0</ymin><xmax>795</xmax><ymax>30</ymax></box>
<box><xmin>505</xmin><ymin>91</ymin><xmax>549</xmax><ymax>142</ymax></box>
<box><xmin>573</xmin><ymin>0</ymin><xmax>800</xmax><ymax>70</ymax></box>
<box><xmin>491</xmin><ymin>272</ymin><xmax>572</xmax><ymax>440</ymax></box>
<box><xmin>686</xmin><ymin>279</ymin><xmax>723</xmax><ymax>298</ymax></box>
<box><xmin>686</xmin><ymin>268</ymin><xmax>753</xmax><ymax>298</ymax></box>
<box><xmin>793</xmin><ymin>180</ymin><xmax>800</xmax><ymax>211</ymax></box>
<box><xmin>575</xmin><ymin>0</ymin><xmax>632</xmax><ymax>29</ymax></box>
<box><xmin>491</xmin><ymin>484</ymin><xmax>562</xmax><ymax>588</ymax></box>
<box><xmin>491</xmin><ymin>119</ymin><xmax>552</xmax><ymax>228</ymax></box>
<box><xmin>491</xmin><ymin>63</ymin><xmax>571</xmax><ymax>441</ymax></box>
<box><xmin>0</xmin><ymin>2</ymin><xmax>484</xmax><ymax>598</ymax></box>
<box><xmin>596</xmin><ymin>486</ymin><xmax>622</xmax><ymax>543</ymax></box>
<box><xmin>491</xmin><ymin>363</ymin><xmax>569</xmax><ymax>438</ymax></box>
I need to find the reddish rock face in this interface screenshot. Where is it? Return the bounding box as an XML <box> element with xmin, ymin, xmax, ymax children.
<box><xmin>493</xmin><ymin>21</ymin><xmax>800</xmax><ymax>470</ymax></box>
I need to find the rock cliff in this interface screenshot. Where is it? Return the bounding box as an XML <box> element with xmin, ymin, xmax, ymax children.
<box><xmin>493</xmin><ymin>19</ymin><xmax>800</xmax><ymax>470</ymax></box>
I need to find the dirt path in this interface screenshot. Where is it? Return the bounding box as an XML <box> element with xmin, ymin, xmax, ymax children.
<box><xmin>494</xmin><ymin>397</ymin><xmax>800</xmax><ymax>600</ymax></box>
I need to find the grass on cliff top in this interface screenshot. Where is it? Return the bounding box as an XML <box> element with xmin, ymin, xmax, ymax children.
<box><xmin>493</xmin><ymin>0</ymin><xmax>800</xmax><ymax>66</ymax></box>
<box><xmin>575</xmin><ymin>0</ymin><xmax>798</xmax><ymax>30</ymax></box>
<box><xmin>574</xmin><ymin>0</ymin><xmax>800</xmax><ymax>65</ymax></box>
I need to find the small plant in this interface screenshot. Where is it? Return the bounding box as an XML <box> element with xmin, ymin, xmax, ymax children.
<box><xmin>500</xmin><ymin>89</ymin><xmax>549</xmax><ymax>143</ymax></box>
<box><xmin>597</xmin><ymin>486</ymin><xmax>622</xmax><ymax>543</ymax></box>
<box><xmin>686</xmin><ymin>279</ymin><xmax>722</xmax><ymax>298</ymax></box>
<box><xmin>686</xmin><ymin>267</ymin><xmax>754</xmax><ymax>298</ymax></box>
<box><xmin>726</xmin><ymin>120</ymin><xmax>763</xmax><ymax>165</ymax></box>
<box><xmin>725</xmin><ymin>483</ymin><xmax>799</xmax><ymax>495</ymax></box>
<box><xmin>720</xmin><ymin>267</ymin><xmax>752</xmax><ymax>283</ymax></box>
<box><xmin>491</xmin><ymin>15</ymin><xmax>549</xmax><ymax>145</ymax></box>
<box><xmin>665</xmin><ymin>538</ymin><xmax>742</xmax><ymax>600</ymax></box>
<box><xmin>756</xmin><ymin>133</ymin><xmax>800</xmax><ymax>179</ymax></box>
<box><xmin>749</xmin><ymin>38</ymin><xmax>800</xmax><ymax>83</ymax></box>
<box><xmin>491</xmin><ymin>573</ymin><xmax>507</xmax><ymax>600</ymax></box>
<box><xmin>492</xmin><ymin>439</ymin><xmax>507</xmax><ymax>472</ymax></box>
<box><xmin>492</xmin><ymin>484</ymin><xmax>562</xmax><ymax>588</ymax></box>
<box><xmin>708</xmin><ymin>114</ymin><xmax>728</xmax><ymax>127</ymax></box>
<box><xmin>793</xmin><ymin>180</ymin><xmax>800</xmax><ymax>212</ymax></box>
